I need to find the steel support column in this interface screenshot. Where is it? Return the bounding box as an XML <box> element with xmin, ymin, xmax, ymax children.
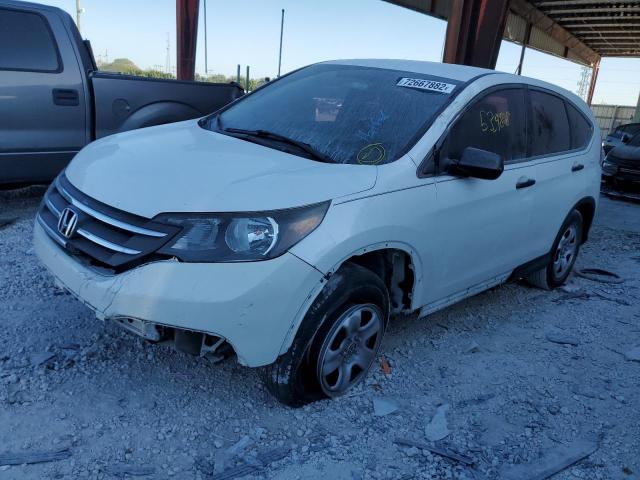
<box><xmin>516</xmin><ymin>22</ymin><xmax>532</xmax><ymax>75</ymax></box>
<box><xmin>176</xmin><ymin>0</ymin><xmax>199</xmax><ymax>80</ymax></box>
<box><xmin>442</xmin><ymin>0</ymin><xmax>510</xmax><ymax>69</ymax></box>
<box><xmin>586</xmin><ymin>57</ymin><xmax>600</xmax><ymax>106</ymax></box>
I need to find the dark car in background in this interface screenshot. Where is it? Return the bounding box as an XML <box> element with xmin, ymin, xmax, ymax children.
<box><xmin>0</xmin><ymin>0</ymin><xmax>244</xmax><ymax>186</ymax></box>
<box><xmin>602</xmin><ymin>122</ymin><xmax>640</xmax><ymax>155</ymax></box>
<box><xmin>602</xmin><ymin>133</ymin><xmax>640</xmax><ymax>191</ymax></box>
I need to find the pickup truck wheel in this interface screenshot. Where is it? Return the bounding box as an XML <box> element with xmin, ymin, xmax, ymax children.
<box><xmin>527</xmin><ymin>210</ymin><xmax>583</xmax><ymax>290</ymax></box>
<box><xmin>260</xmin><ymin>263</ymin><xmax>389</xmax><ymax>407</ymax></box>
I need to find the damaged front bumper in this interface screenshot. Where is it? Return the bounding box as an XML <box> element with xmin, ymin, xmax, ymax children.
<box><xmin>33</xmin><ymin>222</ymin><xmax>324</xmax><ymax>367</ymax></box>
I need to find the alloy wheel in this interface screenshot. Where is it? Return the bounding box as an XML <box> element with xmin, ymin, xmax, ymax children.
<box><xmin>316</xmin><ymin>304</ymin><xmax>383</xmax><ymax>397</ymax></box>
<box><xmin>553</xmin><ymin>223</ymin><xmax>578</xmax><ymax>279</ymax></box>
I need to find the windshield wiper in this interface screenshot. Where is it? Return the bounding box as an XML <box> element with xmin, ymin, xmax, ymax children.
<box><xmin>223</xmin><ymin>127</ymin><xmax>335</xmax><ymax>164</ymax></box>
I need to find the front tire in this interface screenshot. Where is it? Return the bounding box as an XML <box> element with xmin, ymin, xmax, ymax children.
<box><xmin>260</xmin><ymin>263</ymin><xmax>389</xmax><ymax>407</ymax></box>
<box><xmin>527</xmin><ymin>210</ymin><xmax>583</xmax><ymax>289</ymax></box>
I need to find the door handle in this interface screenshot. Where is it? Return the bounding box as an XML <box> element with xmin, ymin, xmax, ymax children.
<box><xmin>516</xmin><ymin>178</ymin><xmax>536</xmax><ymax>189</ymax></box>
<box><xmin>572</xmin><ymin>163</ymin><xmax>585</xmax><ymax>172</ymax></box>
<box><xmin>52</xmin><ymin>89</ymin><xmax>79</xmax><ymax>106</ymax></box>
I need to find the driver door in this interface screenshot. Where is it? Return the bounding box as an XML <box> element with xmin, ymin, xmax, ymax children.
<box><xmin>427</xmin><ymin>86</ymin><xmax>537</xmax><ymax>301</ymax></box>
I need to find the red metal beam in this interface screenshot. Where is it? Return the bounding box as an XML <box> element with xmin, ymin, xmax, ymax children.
<box><xmin>176</xmin><ymin>0</ymin><xmax>199</xmax><ymax>80</ymax></box>
<box><xmin>443</xmin><ymin>0</ymin><xmax>510</xmax><ymax>69</ymax></box>
<box><xmin>586</xmin><ymin>57</ymin><xmax>600</xmax><ymax>106</ymax></box>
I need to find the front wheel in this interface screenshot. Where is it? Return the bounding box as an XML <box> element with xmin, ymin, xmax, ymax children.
<box><xmin>527</xmin><ymin>210</ymin><xmax>583</xmax><ymax>289</ymax></box>
<box><xmin>260</xmin><ymin>263</ymin><xmax>389</xmax><ymax>407</ymax></box>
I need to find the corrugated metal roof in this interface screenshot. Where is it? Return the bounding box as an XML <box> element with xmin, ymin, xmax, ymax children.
<box><xmin>384</xmin><ymin>0</ymin><xmax>640</xmax><ymax>66</ymax></box>
<box><xmin>532</xmin><ymin>0</ymin><xmax>640</xmax><ymax>57</ymax></box>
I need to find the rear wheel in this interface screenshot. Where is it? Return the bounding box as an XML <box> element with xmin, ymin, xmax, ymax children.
<box><xmin>260</xmin><ymin>263</ymin><xmax>389</xmax><ymax>407</ymax></box>
<box><xmin>527</xmin><ymin>210</ymin><xmax>583</xmax><ymax>289</ymax></box>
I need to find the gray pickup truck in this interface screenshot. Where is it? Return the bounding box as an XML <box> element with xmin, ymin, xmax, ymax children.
<box><xmin>0</xmin><ymin>0</ymin><xmax>244</xmax><ymax>185</ymax></box>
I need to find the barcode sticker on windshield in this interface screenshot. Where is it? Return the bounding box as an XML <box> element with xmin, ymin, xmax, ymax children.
<box><xmin>397</xmin><ymin>77</ymin><xmax>456</xmax><ymax>94</ymax></box>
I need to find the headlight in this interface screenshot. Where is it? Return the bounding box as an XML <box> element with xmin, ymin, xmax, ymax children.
<box><xmin>602</xmin><ymin>161</ymin><xmax>618</xmax><ymax>174</ymax></box>
<box><xmin>155</xmin><ymin>202</ymin><xmax>329</xmax><ymax>262</ymax></box>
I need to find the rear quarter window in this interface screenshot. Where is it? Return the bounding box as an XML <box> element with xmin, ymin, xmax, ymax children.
<box><xmin>565</xmin><ymin>103</ymin><xmax>592</xmax><ymax>150</ymax></box>
<box><xmin>0</xmin><ymin>8</ymin><xmax>60</xmax><ymax>72</ymax></box>
<box><xmin>529</xmin><ymin>90</ymin><xmax>570</xmax><ymax>157</ymax></box>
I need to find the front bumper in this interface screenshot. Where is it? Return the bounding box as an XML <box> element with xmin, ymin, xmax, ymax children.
<box><xmin>34</xmin><ymin>222</ymin><xmax>324</xmax><ymax>367</ymax></box>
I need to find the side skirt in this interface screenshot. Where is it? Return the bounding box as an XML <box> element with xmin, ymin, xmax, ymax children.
<box><xmin>419</xmin><ymin>272</ymin><xmax>510</xmax><ymax>318</ymax></box>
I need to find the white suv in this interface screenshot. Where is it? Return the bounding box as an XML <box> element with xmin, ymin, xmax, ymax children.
<box><xmin>34</xmin><ymin>60</ymin><xmax>600</xmax><ymax>405</ymax></box>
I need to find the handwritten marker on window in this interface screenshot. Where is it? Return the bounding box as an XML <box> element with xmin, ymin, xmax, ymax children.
<box><xmin>357</xmin><ymin>143</ymin><xmax>386</xmax><ymax>165</ymax></box>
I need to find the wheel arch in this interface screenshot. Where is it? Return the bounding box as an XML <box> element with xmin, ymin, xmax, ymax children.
<box><xmin>279</xmin><ymin>242</ymin><xmax>423</xmax><ymax>356</ymax></box>
<box><xmin>573</xmin><ymin>196</ymin><xmax>596</xmax><ymax>243</ymax></box>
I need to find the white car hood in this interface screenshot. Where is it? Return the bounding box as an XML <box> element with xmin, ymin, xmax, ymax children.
<box><xmin>65</xmin><ymin>120</ymin><xmax>377</xmax><ymax>218</ymax></box>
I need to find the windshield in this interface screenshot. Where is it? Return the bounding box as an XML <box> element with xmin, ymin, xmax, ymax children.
<box><xmin>202</xmin><ymin>64</ymin><xmax>460</xmax><ymax>165</ymax></box>
<box><xmin>629</xmin><ymin>133</ymin><xmax>640</xmax><ymax>147</ymax></box>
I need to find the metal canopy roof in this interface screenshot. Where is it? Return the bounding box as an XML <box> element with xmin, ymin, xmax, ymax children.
<box><xmin>532</xmin><ymin>0</ymin><xmax>640</xmax><ymax>58</ymax></box>
<box><xmin>385</xmin><ymin>0</ymin><xmax>640</xmax><ymax>66</ymax></box>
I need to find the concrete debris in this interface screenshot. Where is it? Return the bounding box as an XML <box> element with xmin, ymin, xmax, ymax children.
<box><xmin>29</xmin><ymin>352</ymin><xmax>56</xmax><ymax>366</ymax></box>
<box><xmin>212</xmin><ymin>446</ymin><xmax>289</xmax><ymax>480</ymax></box>
<box><xmin>102</xmin><ymin>464</ymin><xmax>155</xmax><ymax>477</ymax></box>
<box><xmin>545</xmin><ymin>331</ymin><xmax>580</xmax><ymax>346</ymax></box>
<box><xmin>466</xmin><ymin>341</ymin><xmax>480</xmax><ymax>353</ymax></box>
<box><xmin>424</xmin><ymin>404</ymin><xmax>450</xmax><ymax>442</ymax></box>
<box><xmin>500</xmin><ymin>439</ymin><xmax>598</xmax><ymax>480</ymax></box>
<box><xmin>214</xmin><ymin>435</ymin><xmax>254</xmax><ymax>474</ymax></box>
<box><xmin>0</xmin><ymin>447</ymin><xmax>71</xmax><ymax>466</ymax></box>
<box><xmin>625</xmin><ymin>346</ymin><xmax>640</xmax><ymax>362</ymax></box>
<box><xmin>372</xmin><ymin>397</ymin><xmax>399</xmax><ymax>416</ymax></box>
<box><xmin>394</xmin><ymin>438</ymin><xmax>473</xmax><ymax>465</ymax></box>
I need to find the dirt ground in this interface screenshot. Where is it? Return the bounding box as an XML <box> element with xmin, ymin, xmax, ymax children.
<box><xmin>1</xmin><ymin>188</ymin><xmax>639</xmax><ymax>480</ymax></box>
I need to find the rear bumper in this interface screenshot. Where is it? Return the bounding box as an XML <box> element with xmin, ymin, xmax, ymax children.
<box><xmin>33</xmin><ymin>222</ymin><xmax>324</xmax><ymax>367</ymax></box>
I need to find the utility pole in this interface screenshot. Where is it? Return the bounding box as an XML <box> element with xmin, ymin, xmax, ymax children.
<box><xmin>203</xmin><ymin>0</ymin><xmax>208</xmax><ymax>76</ymax></box>
<box><xmin>246</xmin><ymin>65</ymin><xmax>250</xmax><ymax>92</ymax></box>
<box><xmin>277</xmin><ymin>9</ymin><xmax>284</xmax><ymax>77</ymax></box>
<box><xmin>76</xmin><ymin>0</ymin><xmax>83</xmax><ymax>33</ymax></box>
<box><xmin>165</xmin><ymin>33</ymin><xmax>171</xmax><ymax>75</ymax></box>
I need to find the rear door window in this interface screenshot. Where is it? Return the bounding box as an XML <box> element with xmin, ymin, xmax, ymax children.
<box><xmin>441</xmin><ymin>88</ymin><xmax>527</xmax><ymax>164</ymax></box>
<box><xmin>565</xmin><ymin>103</ymin><xmax>592</xmax><ymax>150</ymax></box>
<box><xmin>0</xmin><ymin>8</ymin><xmax>59</xmax><ymax>72</ymax></box>
<box><xmin>529</xmin><ymin>90</ymin><xmax>570</xmax><ymax>157</ymax></box>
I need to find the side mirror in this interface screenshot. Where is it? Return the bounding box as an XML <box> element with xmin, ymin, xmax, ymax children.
<box><xmin>621</xmin><ymin>133</ymin><xmax>631</xmax><ymax>144</ymax></box>
<box><xmin>448</xmin><ymin>147</ymin><xmax>504</xmax><ymax>180</ymax></box>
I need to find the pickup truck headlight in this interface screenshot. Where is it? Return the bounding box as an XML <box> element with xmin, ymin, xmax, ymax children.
<box><xmin>155</xmin><ymin>202</ymin><xmax>329</xmax><ymax>262</ymax></box>
<box><xmin>602</xmin><ymin>161</ymin><xmax>618</xmax><ymax>174</ymax></box>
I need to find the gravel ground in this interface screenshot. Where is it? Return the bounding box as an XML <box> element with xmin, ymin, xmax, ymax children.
<box><xmin>1</xmin><ymin>187</ymin><xmax>639</xmax><ymax>480</ymax></box>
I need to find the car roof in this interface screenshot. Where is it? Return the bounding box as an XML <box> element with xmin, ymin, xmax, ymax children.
<box><xmin>323</xmin><ymin>58</ymin><xmax>590</xmax><ymax>113</ymax></box>
<box><xmin>2</xmin><ymin>0</ymin><xmax>64</xmax><ymax>13</ymax></box>
<box><xmin>324</xmin><ymin>59</ymin><xmax>495</xmax><ymax>82</ymax></box>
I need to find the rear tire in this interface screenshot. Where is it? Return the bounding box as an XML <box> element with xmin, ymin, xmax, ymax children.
<box><xmin>260</xmin><ymin>263</ymin><xmax>389</xmax><ymax>407</ymax></box>
<box><xmin>526</xmin><ymin>210</ymin><xmax>583</xmax><ymax>290</ymax></box>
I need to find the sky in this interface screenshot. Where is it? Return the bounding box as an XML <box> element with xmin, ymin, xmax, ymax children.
<box><xmin>40</xmin><ymin>0</ymin><xmax>640</xmax><ymax>106</ymax></box>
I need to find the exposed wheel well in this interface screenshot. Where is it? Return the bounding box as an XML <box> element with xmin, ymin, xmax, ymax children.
<box><xmin>341</xmin><ymin>249</ymin><xmax>415</xmax><ymax>314</ymax></box>
<box><xmin>574</xmin><ymin>197</ymin><xmax>596</xmax><ymax>243</ymax></box>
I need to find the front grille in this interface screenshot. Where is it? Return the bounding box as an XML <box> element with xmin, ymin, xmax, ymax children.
<box><xmin>37</xmin><ymin>174</ymin><xmax>180</xmax><ymax>271</ymax></box>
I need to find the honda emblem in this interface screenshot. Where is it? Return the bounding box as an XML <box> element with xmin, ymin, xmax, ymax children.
<box><xmin>57</xmin><ymin>207</ymin><xmax>79</xmax><ymax>239</ymax></box>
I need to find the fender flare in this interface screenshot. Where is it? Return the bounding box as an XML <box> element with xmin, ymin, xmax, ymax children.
<box><xmin>279</xmin><ymin>241</ymin><xmax>424</xmax><ymax>356</ymax></box>
<box><xmin>571</xmin><ymin>196</ymin><xmax>597</xmax><ymax>243</ymax></box>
